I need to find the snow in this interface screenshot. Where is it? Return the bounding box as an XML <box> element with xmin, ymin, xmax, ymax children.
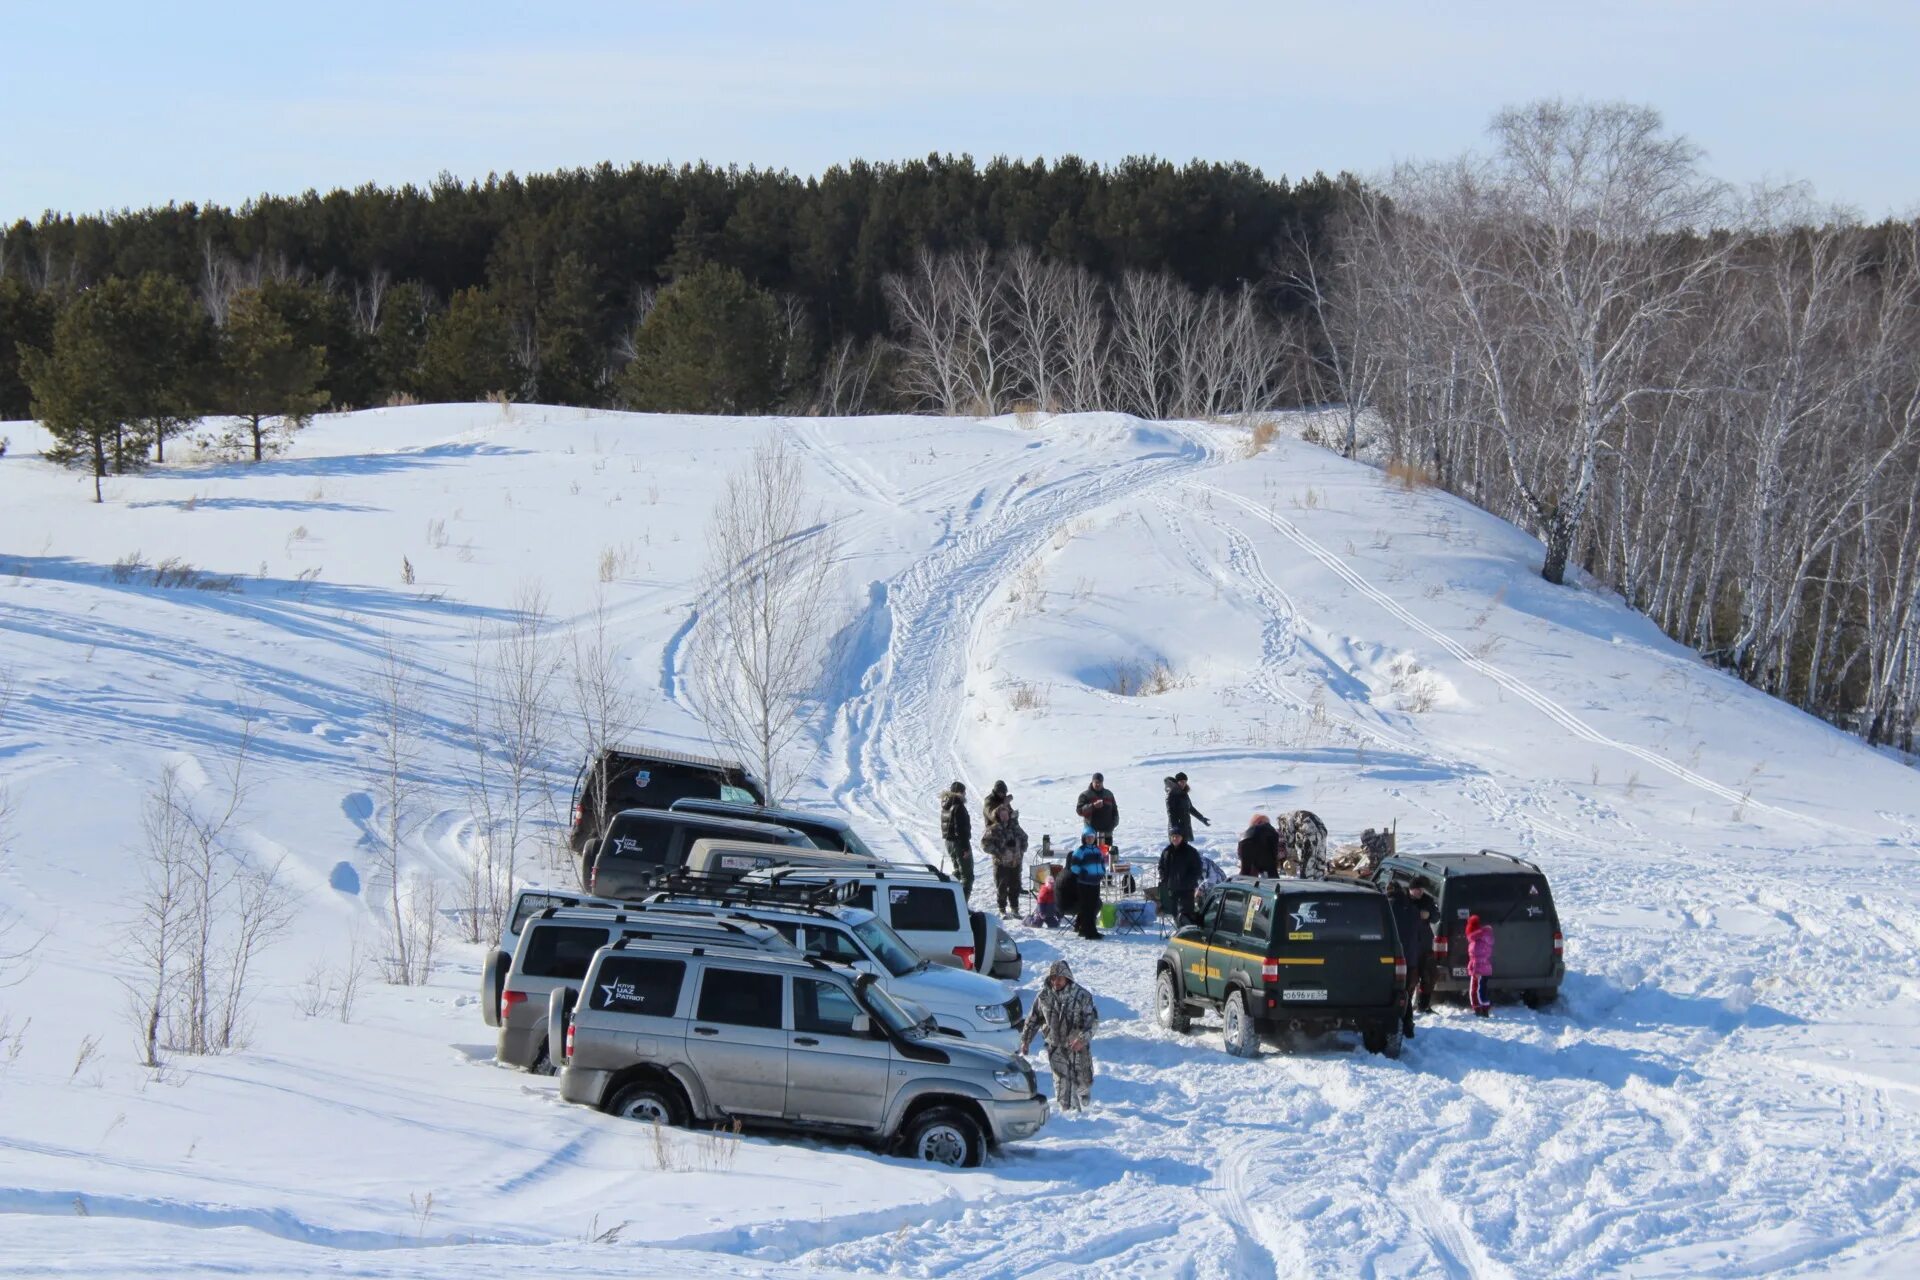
<box><xmin>2</xmin><ymin>403</ymin><xmax>1918</xmax><ymax>1277</ymax></box>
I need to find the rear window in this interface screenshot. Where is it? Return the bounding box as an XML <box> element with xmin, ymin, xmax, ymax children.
<box><xmin>588</xmin><ymin>956</ymin><xmax>685</xmax><ymax>1014</ymax></box>
<box><xmin>1279</xmin><ymin>895</ymin><xmax>1389</xmax><ymax>944</ymax></box>
<box><xmin>860</xmin><ymin>885</ymin><xmax>959</xmax><ymax>933</ymax></box>
<box><xmin>599</xmin><ymin>818</ymin><xmax>671</xmax><ymax>866</ymax></box>
<box><xmin>687</xmin><ymin>820</ymin><xmax>811</xmax><ymax>850</ymax></box>
<box><xmin>510</xmin><ymin>893</ymin><xmax>580</xmax><ymax>938</ymax></box>
<box><xmin>599</xmin><ymin>760</ymin><xmax>757</xmax><ymax>812</ymax></box>
<box><xmin>521</xmin><ymin>924</ymin><xmax>611</xmax><ymax>979</ymax></box>
<box><xmin>1447</xmin><ymin>875</ymin><xmax>1554</xmax><ymax>925</ymax></box>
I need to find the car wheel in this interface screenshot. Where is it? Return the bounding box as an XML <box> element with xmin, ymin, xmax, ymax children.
<box><xmin>607</xmin><ymin>1081</ymin><xmax>689</xmax><ymax>1127</ymax></box>
<box><xmin>1222</xmin><ymin>989</ymin><xmax>1259</xmax><ymax>1058</ymax></box>
<box><xmin>902</xmin><ymin>1107</ymin><xmax>986</xmax><ymax>1168</ymax></box>
<box><xmin>530</xmin><ymin>1043</ymin><xmax>558</xmax><ymax>1076</ymax></box>
<box><xmin>1156</xmin><ymin>969</ymin><xmax>1192</xmax><ymax>1034</ymax></box>
<box><xmin>1523</xmin><ymin>987</ymin><xmax>1560</xmax><ymax>1010</ymax></box>
<box><xmin>1363</xmin><ymin>1021</ymin><xmax>1405</xmax><ymax>1059</ymax></box>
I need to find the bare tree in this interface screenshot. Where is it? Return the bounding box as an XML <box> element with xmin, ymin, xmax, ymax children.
<box><xmin>1389</xmin><ymin>101</ymin><xmax>1731</xmax><ymax>584</ymax></box>
<box><xmin>566</xmin><ymin>589</ymin><xmax>643</xmax><ymax>877</ymax></box>
<box><xmin>885</xmin><ymin>249</ymin><xmax>973</xmax><ymax>415</ymax></box>
<box><xmin>462</xmin><ymin>583</ymin><xmax>559</xmax><ymax>941</ymax></box>
<box><xmin>817</xmin><ymin>336</ymin><xmax>886</xmax><ymax>416</ymax></box>
<box><xmin>692</xmin><ymin>437</ymin><xmax>843</xmax><ymax>800</ymax></box>
<box><xmin>370</xmin><ymin>642</ymin><xmax>433</xmax><ymax>984</ymax></box>
<box><xmin>1003</xmin><ymin>246</ymin><xmax>1065</xmax><ymax>411</ymax></box>
<box><xmin>126</xmin><ymin>766</ymin><xmax>194</xmax><ymax>1067</ymax></box>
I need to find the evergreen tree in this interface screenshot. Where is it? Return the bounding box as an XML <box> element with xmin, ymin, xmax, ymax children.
<box><xmin>371</xmin><ymin>281</ymin><xmax>435</xmax><ymax>401</ymax></box>
<box><xmin>534</xmin><ymin>253</ymin><xmax>606</xmax><ymax>405</ymax></box>
<box><xmin>416</xmin><ymin>287</ymin><xmax>518</xmax><ymax>402</ymax></box>
<box><xmin>255</xmin><ymin>279</ymin><xmax>368</xmax><ymax>409</ymax></box>
<box><xmin>0</xmin><ymin>277</ymin><xmax>58</xmax><ymax>419</ymax></box>
<box><xmin>22</xmin><ymin>279</ymin><xmax>155</xmax><ymax>500</ymax></box>
<box><xmin>616</xmin><ymin>263</ymin><xmax>782</xmax><ymax>414</ymax></box>
<box><xmin>216</xmin><ymin>288</ymin><xmax>327</xmax><ymax>460</ymax></box>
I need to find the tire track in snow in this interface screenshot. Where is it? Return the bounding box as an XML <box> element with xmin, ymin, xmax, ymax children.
<box><xmin>1194</xmin><ymin>482</ymin><xmax>1829</xmax><ymax>832</ymax></box>
<box><xmin>828</xmin><ymin>424</ymin><xmax>1221</xmax><ymax>857</ymax></box>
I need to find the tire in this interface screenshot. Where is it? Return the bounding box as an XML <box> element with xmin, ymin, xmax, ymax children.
<box><xmin>545</xmin><ymin>987</ymin><xmax>577</xmax><ymax>1073</ymax></box>
<box><xmin>1222</xmin><ymin>989</ymin><xmax>1259</xmax><ymax>1058</ymax></box>
<box><xmin>1364</xmin><ymin>1021</ymin><xmax>1404</xmax><ymax>1059</ymax></box>
<box><xmin>901</xmin><ymin>1107</ymin><xmax>986</xmax><ymax>1168</ymax></box>
<box><xmin>607</xmin><ymin>1079</ymin><xmax>689</xmax><ymax>1127</ymax></box>
<box><xmin>1523</xmin><ymin>987</ymin><xmax>1559</xmax><ymax>1010</ymax></box>
<box><xmin>1156</xmin><ymin>968</ymin><xmax>1193</xmax><ymax>1035</ymax></box>
<box><xmin>481</xmin><ymin>950</ymin><xmax>509</xmax><ymax>1028</ymax></box>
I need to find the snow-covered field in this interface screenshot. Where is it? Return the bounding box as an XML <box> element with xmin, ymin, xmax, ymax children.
<box><xmin>1</xmin><ymin>405</ymin><xmax>1917</xmax><ymax>1278</ymax></box>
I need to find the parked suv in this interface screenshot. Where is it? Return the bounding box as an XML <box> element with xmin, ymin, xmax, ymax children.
<box><xmin>1155</xmin><ymin>876</ymin><xmax>1408</xmax><ymax>1058</ymax></box>
<box><xmin>493</xmin><ymin>907</ymin><xmax>795</xmax><ymax>1071</ymax></box>
<box><xmin>750</xmin><ymin>865</ymin><xmax>1020</xmax><ymax>979</ymax></box>
<box><xmin>670</xmin><ymin>798</ymin><xmax>881</xmax><ymax>858</ymax></box>
<box><xmin>567</xmin><ymin>744</ymin><xmax>765</xmax><ymax>856</ymax></box>
<box><xmin>621</xmin><ymin>890</ymin><xmax>1022</xmax><ymax>1050</ymax></box>
<box><xmin>584</xmin><ymin>808</ymin><xmax>812</xmax><ymax>896</ymax></box>
<box><xmin>1372</xmin><ymin>850</ymin><xmax>1565</xmax><ymax>1006</ymax></box>
<box><xmin>554</xmin><ymin>937</ymin><xmax>1047</xmax><ymax>1166</ymax></box>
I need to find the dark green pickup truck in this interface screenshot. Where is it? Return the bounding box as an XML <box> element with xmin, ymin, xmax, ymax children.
<box><xmin>1155</xmin><ymin>876</ymin><xmax>1408</xmax><ymax>1058</ymax></box>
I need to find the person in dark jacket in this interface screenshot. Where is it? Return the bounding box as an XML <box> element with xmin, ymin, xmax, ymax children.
<box><xmin>1075</xmin><ymin>773</ymin><xmax>1118</xmax><ymax>839</ymax></box>
<box><xmin>980</xmin><ymin>804</ymin><xmax>1029</xmax><ymax>917</ymax></box>
<box><xmin>939</xmin><ymin>782</ymin><xmax>974</xmax><ymax>900</ymax></box>
<box><xmin>1405</xmin><ymin>880</ymin><xmax>1440</xmax><ymax>1012</ymax></box>
<box><xmin>1385</xmin><ymin>883</ymin><xmax>1422</xmax><ymax>1037</ymax></box>
<box><xmin>981</xmin><ymin>780</ymin><xmax>1012</xmax><ymax>829</ymax></box>
<box><xmin>1157</xmin><ymin>828</ymin><xmax>1202</xmax><ymax>924</ymax></box>
<box><xmin>1163</xmin><ymin>772</ymin><xmax>1209</xmax><ymax>841</ymax></box>
<box><xmin>1067</xmin><ymin>828</ymin><xmax>1107</xmax><ymax>938</ymax></box>
<box><xmin>1237</xmin><ymin>813</ymin><xmax>1280</xmax><ymax>877</ymax></box>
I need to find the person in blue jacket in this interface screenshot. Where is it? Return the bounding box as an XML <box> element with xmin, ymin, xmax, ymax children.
<box><xmin>1068</xmin><ymin>828</ymin><xmax>1107</xmax><ymax>939</ymax></box>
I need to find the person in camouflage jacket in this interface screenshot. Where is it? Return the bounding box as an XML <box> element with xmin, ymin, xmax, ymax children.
<box><xmin>1019</xmin><ymin>959</ymin><xmax>1099</xmax><ymax>1110</ymax></box>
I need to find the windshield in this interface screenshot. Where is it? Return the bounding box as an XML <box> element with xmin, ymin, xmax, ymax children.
<box><xmin>836</xmin><ymin>827</ymin><xmax>878</xmax><ymax>859</ymax></box>
<box><xmin>859</xmin><ymin>980</ymin><xmax>921</xmax><ymax>1036</ymax></box>
<box><xmin>851</xmin><ymin>917</ymin><xmax>921</xmax><ymax>977</ymax></box>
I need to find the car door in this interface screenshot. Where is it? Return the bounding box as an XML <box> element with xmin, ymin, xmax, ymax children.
<box><xmin>1204</xmin><ymin>888</ymin><xmax>1251</xmax><ymax>1001</ymax></box>
<box><xmin>784</xmin><ymin>977</ymin><xmax>892</xmax><ymax>1131</ymax></box>
<box><xmin>687</xmin><ymin>966</ymin><xmax>788</xmax><ymax>1117</ymax></box>
<box><xmin>1172</xmin><ymin>893</ymin><xmax>1221</xmax><ymax>998</ymax></box>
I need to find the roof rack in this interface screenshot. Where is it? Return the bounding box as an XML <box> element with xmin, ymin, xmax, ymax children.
<box><xmin>1475</xmin><ymin>848</ymin><xmax>1540</xmax><ymax>870</ymax></box>
<box><xmin>601</xmin><ymin>742</ymin><xmax>753</xmax><ymax>775</ymax></box>
<box><xmin>650</xmin><ymin>868</ymin><xmax>860</xmax><ymax>907</ymax></box>
<box><xmin>606</xmin><ymin>935</ymin><xmax>835</xmax><ymax>972</ymax></box>
<box><xmin>754</xmin><ymin>860</ymin><xmax>952</xmax><ymax>885</ymax></box>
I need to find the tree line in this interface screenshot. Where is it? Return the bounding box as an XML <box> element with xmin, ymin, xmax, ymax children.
<box><xmin>0</xmin><ymin>155</ymin><xmax>1351</xmax><ymax>432</ymax></box>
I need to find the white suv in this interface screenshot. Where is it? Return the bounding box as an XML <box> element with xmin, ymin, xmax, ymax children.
<box><xmin>630</xmin><ymin>895</ymin><xmax>1022</xmax><ymax>1051</ymax></box>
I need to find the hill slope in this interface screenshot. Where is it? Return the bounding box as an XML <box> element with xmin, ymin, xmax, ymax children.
<box><xmin>1</xmin><ymin>406</ymin><xmax>1917</xmax><ymax>1277</ymax></box>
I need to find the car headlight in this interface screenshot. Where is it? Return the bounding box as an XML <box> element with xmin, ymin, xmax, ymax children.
<box><xmin>993</xmin><ymin>1068</ymin><xmax>1029</xmax><ymax>1093</ymax></box>
<box><xmin>977</xmin><ymin>1002</ymin><xmax>1009</xmax><ymax>1024</ymax></box>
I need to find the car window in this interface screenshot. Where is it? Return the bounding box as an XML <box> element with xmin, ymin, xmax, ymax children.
<box><xmin>1451</xmin><ymin>875</ymin><xmax>1554</xmax><ymax>924</ymax></box>
<box><xmin>510</xmin><ymin>893</ymin><xmax>578</xmax><ymax>939</ymax></box>
<box><xmin>850</xmin><ymin>918</ymin><xmax>919</xmax><ymax>977</ymax></box>
<box><xmin>1213</xmin><ymin>889</ymin><xmax>1248</xmax><ymax>937</ymax></box>
<box><xmin>802</xmin><ymin>926</ymin><xmax>865</xmax><ymax>964</ymax></box>
<box><xmin>1280</xmin><ymin>895</ymin><xmax>1389</xmax><ymax>943</ymax></box>
<box><xmin>694</xmin><ymin>967</ymin><xmax>784</xmax><ymax>1029</ymax></box>
<box><xmin>885</xmin><ymin>886</ymin><xmax>960</xmax><ymax>932</ymax></box>
<box><xmin>1197</xmin><ymin>893</ymin><xmax>1221</xmax><ymax>932</ymax></box>
<box><xmin>599</xmin><ymin>819</ymin><xmax>669</xmax><ymax>867</ymax></box>
<box><xmin>793</xmin><ymin>978</ymin><xmax>865</xmax><ymax>1036</ymax></box>
<box><xmin>720</xmin><ymin>784</ymin><xmax>758</xmax><ymax>804</ymax></box>
<box><xmin>1244</xmin><ymin>893</ymin><xmax>1273</xmax><ymax>944</ymax></box>
<box><xmin>837</xmin><ymin>828</ymin><xmax>878</xmax><ymax>859</ymax></box>
<box><xmin>588</xmin><ymin>957</ymin><xmax>685</xmax><ymax>1014</ymax></box>
<box><xmin>520</xmin><ymin>925</ymin><xmax>611</xmax><ymax>979</ymax></box>
<box><xmin>848</xmin><ymin>885</ymin><xmax>877</xmax><ymax>911</ymax></box>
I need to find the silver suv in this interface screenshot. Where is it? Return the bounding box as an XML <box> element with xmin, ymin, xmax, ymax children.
<box><xmin>554</xmin><ymin>938</ymin><xmax>1048</xmax><ymax>1166</ymax></box>
<box><xmin>494</xmin><ymin>908</ymin><xmax>795</xmax><ymax>1071</ymax></box>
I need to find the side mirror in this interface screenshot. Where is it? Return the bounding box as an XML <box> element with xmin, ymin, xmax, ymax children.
<box><xmin>851</xmin><ymin>1013</ymin><xmax>872</xmax><ymax>1036</ymax></box>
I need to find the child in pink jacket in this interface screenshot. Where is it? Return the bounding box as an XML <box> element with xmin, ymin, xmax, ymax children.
<box><xmin>1465</xmin><ymin>914</ymin><xmax>1495</xmax><ymax>1016</ymax></box>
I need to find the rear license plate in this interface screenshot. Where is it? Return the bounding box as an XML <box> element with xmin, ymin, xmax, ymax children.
<box><xmin>1451</xmin><ymin>967</ymin><xmax>1468</xmax><ymax>978</ymax></box>
<box><xmin>1283</xmin><ymin>989</ymin><xmax>1328</xmax><ymax>1001</ymax></box>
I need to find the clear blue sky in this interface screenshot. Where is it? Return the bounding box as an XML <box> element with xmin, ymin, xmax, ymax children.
<box><xmin>5</xmin><ymin>1</ymin><xmax>1916</xmax><ymax>221</ymax></box>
